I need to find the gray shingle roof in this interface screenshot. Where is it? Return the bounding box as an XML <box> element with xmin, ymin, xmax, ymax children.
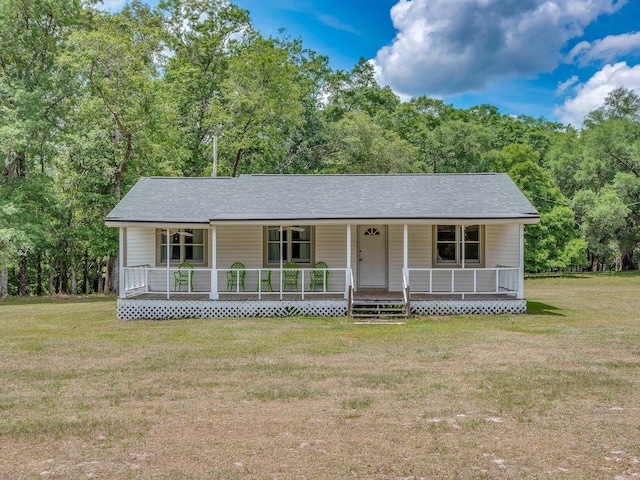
<box><xmin>105</xmin><ymin>173</ymin><xmax>539</xmax><ymax>224</ymax></box>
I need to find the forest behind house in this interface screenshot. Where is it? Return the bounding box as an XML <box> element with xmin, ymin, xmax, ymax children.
<box><xmin>2</xmin><ymin>0</ymin><xmax>640</xmax><ymax>297</ymax></box>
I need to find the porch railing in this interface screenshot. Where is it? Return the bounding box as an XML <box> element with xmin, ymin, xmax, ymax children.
<box><xmin>406</xmin><ymin>267</ymin><xmax>520</xmax><ymax>298</ymax></box>
<box><xmin>122</xmin><ymin>266</ymin><xmax>349</xmax><ymax>299</ymax></box>
<box><xmin>122</xmin><ymin>266</ymin><xmax>520</xmax><ymax>300</ymax></box>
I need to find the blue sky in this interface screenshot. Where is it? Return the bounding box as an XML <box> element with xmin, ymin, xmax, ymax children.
<box><xmin>103</xmin><ymin>0</ymin><xmax>640</xmax><ymax>126</ymax></box>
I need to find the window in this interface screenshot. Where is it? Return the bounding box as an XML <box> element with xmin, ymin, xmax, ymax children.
<box><xmin>158</xmin><ymin>229</ymin><xmax>206</xmax><ymax>265</ymax></box>
<box><xmin>434</xmin><ymin>225</ymin><xmax>482</xmax><ymax>266</ymax></box>
<box><xmin>265</xmin><ymin>226</ymin><xmax>313</xmax><ymax>265</ymax></box>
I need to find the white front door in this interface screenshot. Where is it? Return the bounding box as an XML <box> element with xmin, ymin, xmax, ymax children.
<box><xmin>358</xmin><ymin>225</ymin><xmax>387</xmax><ymax>288</ymax></box>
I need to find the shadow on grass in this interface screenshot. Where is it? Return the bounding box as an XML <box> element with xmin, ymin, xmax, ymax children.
<box><xmin>526</xmin><ymin>301</ymin><xmax>564</xmax><ymax>316</ymax></box>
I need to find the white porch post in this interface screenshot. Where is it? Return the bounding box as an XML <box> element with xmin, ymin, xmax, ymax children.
<box><xmin>279</xmin><ymin>225</ymin><xmax>283</xmax><ymax>300</ymax></box>
<box><xmin>403</xmin><ymin>223</ymin><xmax>408</xmax><ymax>274</ymax></box>
<box><xmin>166</xmin><ymin>228</ymin><xmax>170</xmax><ymax>300</ymax></box>
<box><xmin>461</xmin><ymin>225</ymin><xmax>466</xmax><ymax>269</ymax></box>
<box><xmin>209</xmin><ymin>225</ymin><xmax>218</xmax><ymax>300</ymax></box>
<box><xmin>118</xmin><ymin>227</ymin><xmax>125</xmax><ymax>299</ymax></box>
<box><xmin>346</xmin><ymin>224</ymin><xmax>352</xmax><ymax>299</ymax></box>
<box><xmin>518</xmin><ymin>224</ymin><xmax>525</xmax><ymax>299</ymax></box>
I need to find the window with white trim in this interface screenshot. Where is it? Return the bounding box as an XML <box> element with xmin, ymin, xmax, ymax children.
<box><xmin>157</xmin><ymin>229</ymin><xmax>206</xmax><ymax>265</ymax></box>
<box><xmin>265</xmin><ymin>226</ymin><xmax>313</xmax><ymax>265</ymax></box>
<box><xmin>434</xmin><ymin>225</ymin><xmax>482</xmax><ymax>266</ymax></box>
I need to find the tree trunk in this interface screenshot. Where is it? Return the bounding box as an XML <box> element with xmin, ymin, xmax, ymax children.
<box><xmin>18</xmin><ymin>254</ymin><xmax>28</xmax><ymax>296</ymax></box>
<box><xmin>71</xmin><ymin>262</ymin><xmax>77</xmax><ymax>295</ymax></box>
<box><xmin>620</xmin><ymin>250</ymin><xmax>634</xmax><ymax>271</ymax></box>
<box><xmin>97</xmin><ymin>257</ymin><xmax>104</xmax><ymax>293</ymax></box>
<box><xmin>104</xmin><ymin>257</ymin><xmax>111</xmax><ymax>294</ymax></box>
<box><xmin>36</xmin><ymin>252</ymin><xmax>43</xmax><ymax>296</ymax></box>
<box><xmin>83</xmin><ymin>251</ymin><xmax>89</xmax><ymax>294</ymax></box>
<box><xmin>48</xmin><ymin>265</ymin><xmax>55</xmax><ymax>297</ymax></box>
<box><xmin>0</xmin><ymin>268</ymin><xmax>8</xmax><ymax>297</ymax></box>
<box><xmin>232</xmin><ymin>148</ymin><xmax>243</xmax><ymax>177</ymax></box>
<box><xmin>109</xmin><ymin>256</ymin><xmax>119</xmax><ymax>295</ymax></box>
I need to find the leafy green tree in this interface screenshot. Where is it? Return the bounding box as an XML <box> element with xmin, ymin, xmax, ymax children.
<box><xmin>422</xmin><ymin>121</ymin><xmax>490</xmax><ymax>173</ymax></box>
<box><xmin>160</xmin><ymin>0</ymin><xmax>252</xmax><ymax>176</ymax></box>
<box><xmin>571</xmin><ymin>87</ymin><xmax>640</xmax><ymax>269</ymax></box>
<box><xmin>325</xmin><ymin>111</ymin><xmax>419</xmax><ymax>173</ymax></box>
<box><xmin>483</xmin><ymin>143</ymin><xmax>582</xmax><ymax>271</ymax></box>
<box><xmin>573</xmin><ymin>187</ymin><xmax>630</xmax><ymax>269</ymax></box>
<box><xmin>0</xmin><ymin>0</ymin><xmax>85</xmax><ymax>294</ymax></box>
<box><xmin>323</xmin><ymin>58</ymin><xmax>399</xmax><ymax>123</ymax></box>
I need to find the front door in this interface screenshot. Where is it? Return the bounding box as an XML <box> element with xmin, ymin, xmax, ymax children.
<box><xmin>358</xmin><ymin>225</ymin><xmax>387</xmax><ymax>288</ymax></box>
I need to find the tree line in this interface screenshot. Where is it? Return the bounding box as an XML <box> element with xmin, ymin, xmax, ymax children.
<box><xmin>1</xmin><ymin>0</ymin><xmax>639</xmax><ymax>297</ymax></box>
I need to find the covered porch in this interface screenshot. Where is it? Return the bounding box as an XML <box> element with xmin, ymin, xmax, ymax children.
<box><xmin>116</xmin><ymin>223</ymin><xmax>527</xmax><ymax>319</ymax></box>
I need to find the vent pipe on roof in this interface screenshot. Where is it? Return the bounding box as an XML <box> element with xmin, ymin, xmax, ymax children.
<box><xmin>211</xmin><ymin>135</ymin><xmax>218</xmax><ymax>177</ymax></box>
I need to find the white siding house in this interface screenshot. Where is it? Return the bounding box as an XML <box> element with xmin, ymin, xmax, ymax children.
<box><xmin>106</xmin><ymin>174</ymin><xmax>539</xmax><ymax>319</ymax></box>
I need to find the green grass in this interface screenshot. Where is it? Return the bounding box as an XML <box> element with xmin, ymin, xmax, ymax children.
<box><xmin>1</xmin><ymin>275</ymin><xmax>640</xmax><ymax>478</ymax></box>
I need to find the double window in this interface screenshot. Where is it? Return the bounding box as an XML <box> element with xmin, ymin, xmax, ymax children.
<box><xmin>265</xmin><ymin>226</ymin><xmax>313</xmax><ymax>265</ymax></box>
<box><xmin>158</xmin><ymin>229</ymin><xmax>206</xmax><ymax>265</ymax></box>
<box><xmin>434</xmin><ymin>225</ymin><xmax>482</xmax><ymax>266</ymax></box>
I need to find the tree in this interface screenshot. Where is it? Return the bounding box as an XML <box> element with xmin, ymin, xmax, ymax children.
<box><xmin>0</xmin><ymin>0</ymin><xmax>85</xmax><ymax>294</ymax></box>
<box><xmin>483</xmin><ymin>144</ymin><xmax>582</xmax><ymax>271</ymax></box>
<box><xmin>325</xmin><ymin>111</ymin><xmax>419</xmax><ymax>173</ymax></box>
<box><xmin>323</xmin><ymin>58</ymin><xmax>399</xmax><ymax>123</ymax></box>
<box><xmin>160</xmin><ymin>0</ymin><xmax>252</xmax><ymax>176</ymax></box>
<box><xmin>215</xmin><ymin>35</ymin><xmax>326</xmax><ymax>176</ymax></box>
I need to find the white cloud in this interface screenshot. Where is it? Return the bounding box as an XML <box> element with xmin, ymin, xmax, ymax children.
<box><xmin>374</xmin><ymin>0</ymin><xmax>625</xmax><ymax>97</ymax></box>
<box><xmin>557</xmin><ymin>75</ymin><xmax>579</xmax><ymax>95</ymax></box>
<box><xmin>566</xmin><ymin>32</ymin><xmax>640</xmax><ymax>64</ymax></box>
<box><xmin>554</xmin><ymin>62</ymin><xmax>640</xmax><ymax>126</ymax></box>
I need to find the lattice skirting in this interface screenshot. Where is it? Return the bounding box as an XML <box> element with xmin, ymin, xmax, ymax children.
<box><xmin>117</xmin><ymin>298</ymin><xmax>348</xmax><ymax>320</ymax></box>
<box><xmin>411</xmin><ymin>299</ymin><xmax>527</xmax><ymax>315</ymax></box>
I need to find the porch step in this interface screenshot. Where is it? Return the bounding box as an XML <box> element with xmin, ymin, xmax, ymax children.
<box><xmin>350</xmin><ymin>299</ymin><xmax>408</xmax><ymax>319</ymax></box>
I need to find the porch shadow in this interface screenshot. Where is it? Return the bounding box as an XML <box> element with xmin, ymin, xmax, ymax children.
<box><xmin>526</xmin><ymin>301</ymin><xmax>564</xmax><ymax>316</ymax></box>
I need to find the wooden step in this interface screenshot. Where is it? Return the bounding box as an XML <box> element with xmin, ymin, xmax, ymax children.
<box><xmin>351</xmin><ymin>300</ymin><xmax>408</xmax><ymax>319</ymax></box>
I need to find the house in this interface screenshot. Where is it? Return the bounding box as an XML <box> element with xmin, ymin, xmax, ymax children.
<box><xmin>105</xmin><ymin>173</ymin><xmax>540</xmax><ymax>319</ymax></box>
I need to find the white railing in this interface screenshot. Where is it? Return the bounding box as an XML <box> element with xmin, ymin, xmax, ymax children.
<box><xmin>406</xmin><ymin>267</ymin><xmax>520</xmax><ymax>298</ymax></box>
<box><xmin>402</xmin><ymin>267</ymin><xmax>411</xmax><ymax>317</ymax></box>
<box><xmin>123</xmin><ymin>266</ymin><xmax>348</xmax><ymax>299</ymax></box>
<box><xmin>222</xmin><ymin>267</ymin><xmax>347</xmax><ymax>299</ymax></box>
<box><xmin>347</xmin><ymin>268</ymin><xmax>354</xmax><ymax>316</ymax></box>
<box><xmin>123</xmin><ymin>265</ymin><xmax>149</xmax><ymax>294</ymax></box>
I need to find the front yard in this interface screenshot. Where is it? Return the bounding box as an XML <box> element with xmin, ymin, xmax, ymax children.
<box><xmin>1</xmin><ymin>274</ymin><xmax>639</xmax><ymax>479</ymax></box>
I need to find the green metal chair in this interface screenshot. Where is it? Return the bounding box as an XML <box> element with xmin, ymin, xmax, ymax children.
<box><xmin>282</xmin><ymin>261</ymin><xmax>299</xmax><ymax>291</ymax></box>
<box><xmin>226</xmin><ymin>262</ymin><xmax>246</xmax><ymax>291</ymax></box>
<box><xmin>309</xmin><ymin>261</ymin><xmax>329</xmax><ymax>291</ymax></box>
<box><xmin>256</xmin><ymin>269</ymin><xmax>272</xmax><ymax>292</ymax></box>
<box><xmin>174</xmin><ymin>261</ymin><xmax>194</xmax><ymax>291</ymax></box>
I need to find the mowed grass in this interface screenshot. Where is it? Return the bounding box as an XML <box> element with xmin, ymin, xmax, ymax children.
<box><xmin>1</xmin><ymin>276</ymin><xmax>640</xmax><ymax>479</ymax></box>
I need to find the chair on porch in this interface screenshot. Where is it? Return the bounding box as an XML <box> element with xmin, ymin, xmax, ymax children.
<box><xmin>309</xmin><ymin>261</ymin><xmax>329</xmax><ymax>291</ymax></box>
<box><xmin>174</xmin><ymin>261</ymin><xmax>194</xmax><ymax>292</ymax></box>
<box><xmin>226</xmin><ymin>262</ymin><xmax>246</xmax><ymax>291</ymax></box>
<box><xmin>256</xmin><ymin>269</ymin><xmax>272</xmax><ymax>292</ymax></box>
<box><xmin>282</xmin><ymin>261</ymin><xmax>299</xmax><ymax>291</ymax></box>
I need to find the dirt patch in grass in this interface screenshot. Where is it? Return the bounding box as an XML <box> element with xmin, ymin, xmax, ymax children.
<box><xmin>1</xmin><ymin>276</ymin><xmax>640</xmax><ymax>478</ymax></box>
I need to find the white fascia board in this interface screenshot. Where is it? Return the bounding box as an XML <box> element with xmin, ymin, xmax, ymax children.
<box><xmin>208</xmin><ymin>216</ymin><xmax>540</xmax><ymax>226</ymax></box>
<box><xmin>105</xmin><ymin>221</ymin><xmax>210</xmax><ymax>229</ymax></box>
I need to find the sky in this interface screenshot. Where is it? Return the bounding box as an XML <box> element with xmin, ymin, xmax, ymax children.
<box><xmin>101</xmin><ymin>0</ymin><xmax>640</xmax><ymax>126</ymax></box>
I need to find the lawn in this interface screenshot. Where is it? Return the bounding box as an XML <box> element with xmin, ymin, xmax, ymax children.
<box><xmin>1</xmin><ymin>275</ymin><xmax>639</xmax><ymax>479</ymax></box>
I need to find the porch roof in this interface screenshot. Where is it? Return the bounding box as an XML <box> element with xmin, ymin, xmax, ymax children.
<box><xmin>105</xmin><ymin>173</ymin><xmax>540</xmax><ymax>225</ymax></box>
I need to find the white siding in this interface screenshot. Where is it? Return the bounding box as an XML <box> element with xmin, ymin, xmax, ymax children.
<box><xmin>485</xmin><ymin>224</ymin><xmax>520</xmax><ymax>268</ymax></box>
<box><xmin>315</xmin><ymin>225</ymin><xmax>350</xmax><ymax>292</ymax></box>
<box><xmin>216</xmin><ymin>225</ymin><xmax>263</xmax><ymax>291</ymax></box>
<box><xmin>388</xmin><ymin>224</ymin><xmax>431</xmax><ymax>292</ymax></box>
<box><xmin>126</xmin><ymin>227</ymin><xmax>155</xmax><ymax>267</ymax></box>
